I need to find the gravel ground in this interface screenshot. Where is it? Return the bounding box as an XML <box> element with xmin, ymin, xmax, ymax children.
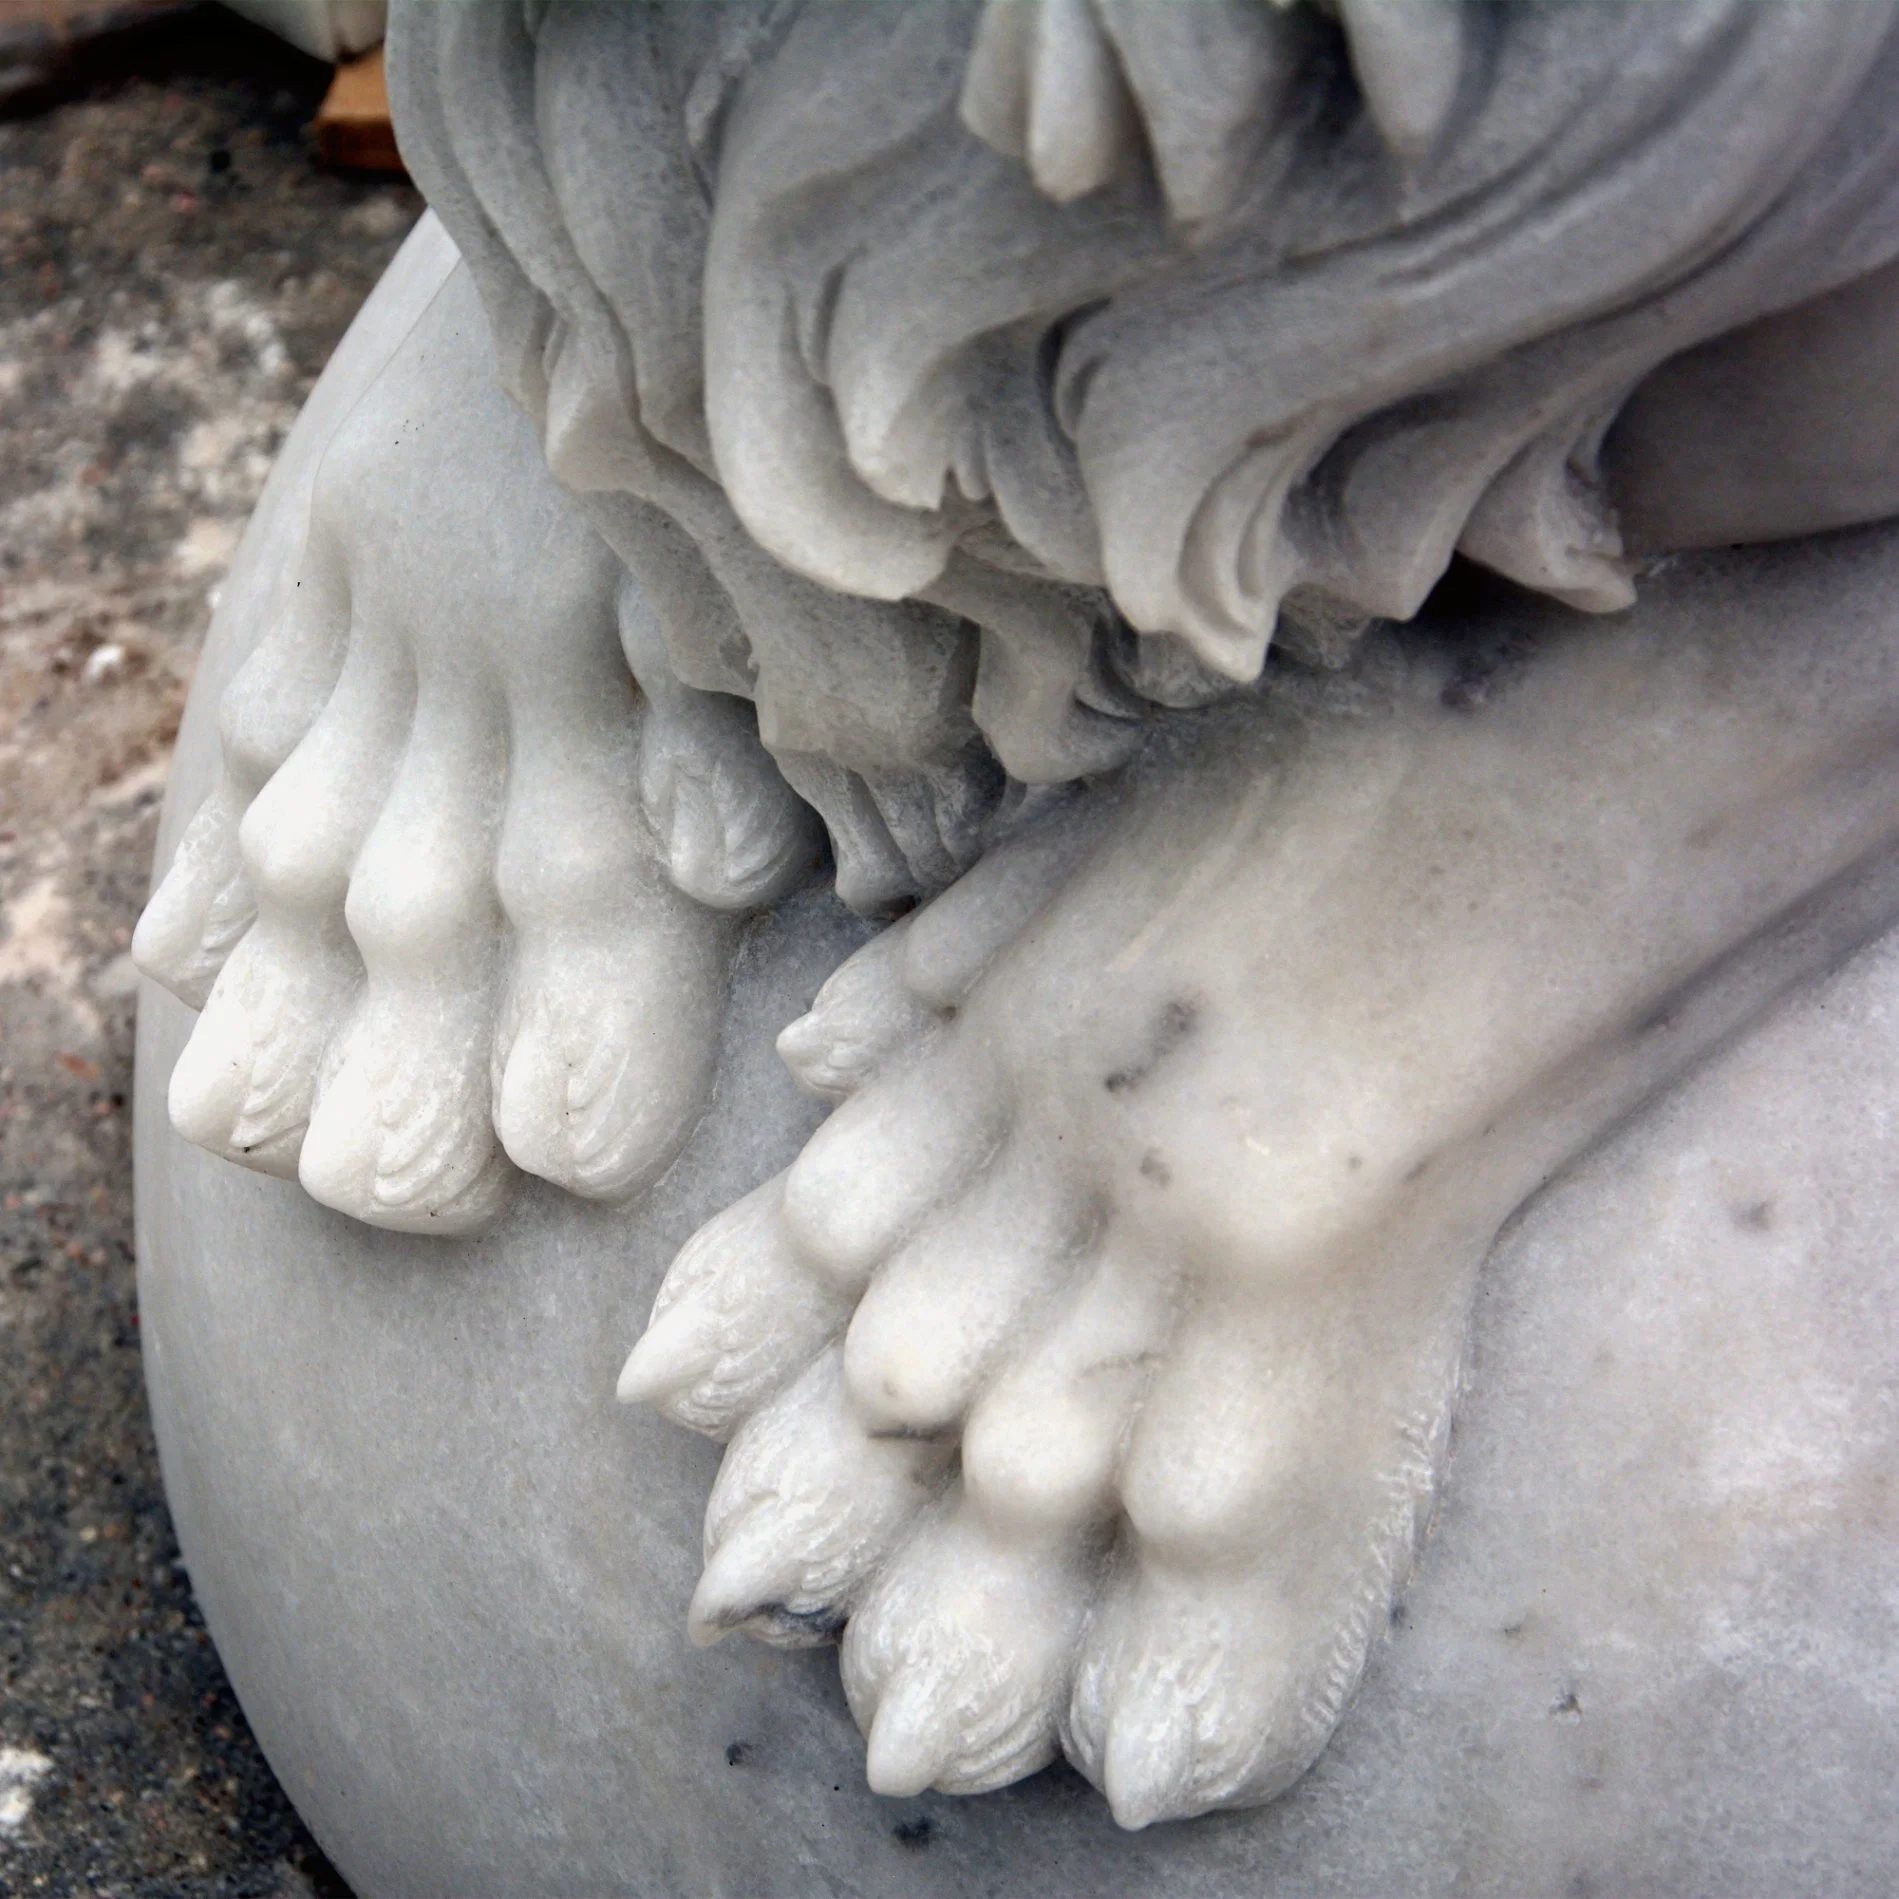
<box><xmin>0</xmin><ymin>11</ymin><xmax>420</xmax><ymax>1891</ymax></box>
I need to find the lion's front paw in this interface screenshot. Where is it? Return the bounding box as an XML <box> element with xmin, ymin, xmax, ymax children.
<box><xmin>138</xmin><ymin>267</ymin><xmax>733</xmax><ymax>1232</ymax></box>
<box><xmin>621</xmin><ymin>801</ymin><xmax>1479</xmax><ymax>1825</ymax></box>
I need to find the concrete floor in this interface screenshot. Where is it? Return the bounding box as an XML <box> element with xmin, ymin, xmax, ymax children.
<box><xmin>0</xmin><ymin>11</ymin><xmax>419</xmax><ymax>1891</ymax></box>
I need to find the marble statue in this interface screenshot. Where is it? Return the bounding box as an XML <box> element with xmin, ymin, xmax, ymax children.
<box><xmin>130</xmin><ymin>0</ymin><xmax>1899</xmax><ymax>1881</ymax></box>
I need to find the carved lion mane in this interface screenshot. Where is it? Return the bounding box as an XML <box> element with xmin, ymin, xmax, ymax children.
<box><xmin>389</xmin><ymin>0</ymin><xmax>1899</xmax><ymax>908</ymax></box>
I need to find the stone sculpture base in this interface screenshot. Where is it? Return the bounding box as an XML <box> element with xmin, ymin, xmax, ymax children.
<box><xmin>134</xmin><ymin>229</ymin><xmax>1899</xmax><ymax>1898</ymax></box>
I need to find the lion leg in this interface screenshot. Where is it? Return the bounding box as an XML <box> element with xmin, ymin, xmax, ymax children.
<box><xmin>625</xmin><ymin>538</ymin><xmax>1899</xmax><ymax>1822</ymax></box>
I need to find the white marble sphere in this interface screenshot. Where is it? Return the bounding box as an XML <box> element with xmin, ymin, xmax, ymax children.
<box><xmin>135</xmin><ymin>282</ymin><xmax>1899</xmax><ymax>1897</ymax></box>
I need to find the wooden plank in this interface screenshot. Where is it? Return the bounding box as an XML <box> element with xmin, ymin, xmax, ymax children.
<box><xmin>314</xmin><ymin>41</ymin><xmax>403</xmax><ymax>174</ymax></box>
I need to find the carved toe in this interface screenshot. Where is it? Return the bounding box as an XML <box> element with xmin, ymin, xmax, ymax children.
<box><xmin>165</xmin><ymin>921</ymin><xmax>358</xmax><ymax>1177</ymax></box>
<box><xmin>843</xmin><ymin>1499</ymin><xmax>1092</xmax><ymax>1797</ymax></box>
<box><xmin>690</xmin><ymin>1347</ymin><xmax>952</xmax><ymax>1649</ymax></box>
<box><xmin>617</xmin><ymin>1173</ymin><xmax>851</xmax><ymax>1435</ymax></box>
<box><xmin>133</xmin><ymin>781</ymin><xmax>258</xmax><ymax>1011</ymax></box>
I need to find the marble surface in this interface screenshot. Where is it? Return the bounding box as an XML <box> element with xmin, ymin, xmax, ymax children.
<box><xmin>127</xmin><ymin>0</ymin><xmax>1899</xmax><ymax>1870</ymax></box>
<box><xmin>137</xmin><ymin>709</ymin><xmax>1899</xmax><ymax>1895</ymax></box>
<box><xmin>133</xmin><ymin>240</ymin><xmax>1899</xmax><ymax>1872</ymax></box>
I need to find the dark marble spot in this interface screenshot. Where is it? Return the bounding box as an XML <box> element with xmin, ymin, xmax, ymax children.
<box><xmin>1105</xmin><ymin>998</ymin><xmax>1200</xmax><ymax>1095</ymax></box>
<box><xmin>1440</xmin><ymin>626</ymin><xmax>1538</xmax><ymax>712</ymax></box>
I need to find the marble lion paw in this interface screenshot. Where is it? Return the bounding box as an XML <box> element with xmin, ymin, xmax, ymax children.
<box><xmin>622</xmin><ymin>598</ymin><xmax>1899</xmax><ymax>1820</ymax></box>
<box><xmin>133</xmin><ymin>268</ymin><xmax>799</xmax><ymax>1231</ymax></box>
<box><xmin>620</xmin><ymin>786</ymin><xmax>1486</xmax><ymax>1827</ymax></box>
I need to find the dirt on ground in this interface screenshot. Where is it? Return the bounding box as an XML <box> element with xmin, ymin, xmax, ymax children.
<box><xmin>0</xmin><ymin>10</ymin><xmax>421</xmax><ymax>1892</ymax></box>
